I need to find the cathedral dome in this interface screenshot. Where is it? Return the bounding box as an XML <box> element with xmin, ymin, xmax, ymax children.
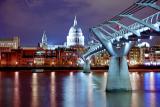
<box><xmin>66</xmin><ymin>16</ymin><xmax>85</xmax><ymax>47</ymax></box>
<box><xmin>69</xmin><ymin>27</ymin><xmax>82</xmax><ymax>35</ymax></box>
<box><xmin>68</xmin><ymin>16</ymin><xmax>83</xmax><ymax>36</ymax></box>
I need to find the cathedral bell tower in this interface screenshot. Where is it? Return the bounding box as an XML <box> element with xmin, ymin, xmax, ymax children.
<box><xmin>40</xmin><ymin>31</ymin><xmax>48</xmax><ymax>49</ymax></box>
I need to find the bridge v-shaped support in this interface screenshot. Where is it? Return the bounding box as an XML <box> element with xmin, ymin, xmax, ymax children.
<box><xmin>83</xmin><ymin>59</ymin><xmax>91</xmax><ymax>73</ymax></box>
<box><xmin>106</xmin><ymin>56</ymin><xmax>131</xmax><ymax>91</ymax></box>
<box><xmin>106</xmin><ymin>42</ymin><xmax>132</xmax><ymax>91</ymax></box>
<box><xmin>92</xmin><ymin>28</ymin><xmax>132</xmax><ymax>91</ymax></box>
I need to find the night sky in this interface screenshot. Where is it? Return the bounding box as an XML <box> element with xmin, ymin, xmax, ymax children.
<box><xmin>0</xmin><ymin>0</ymin><xmax>159</xmax><ymax>46</ymax></box>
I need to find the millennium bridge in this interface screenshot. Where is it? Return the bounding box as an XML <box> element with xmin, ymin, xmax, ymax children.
<box><xmin>81</xmin><ymin>0</ymin><xmax>160</xmax><ymax>91</ymax></box>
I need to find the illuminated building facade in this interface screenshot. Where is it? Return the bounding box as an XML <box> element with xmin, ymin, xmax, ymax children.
<box><xmin>67</xmin><ymin>16</ymin><xmax>85</xmax><ymax>47</ymax></box>
<box><xmin>128</xmin><ymin>47</ymin><xmax>141</xmax><ymax>65</ymax></box>
<box><xmin>0</xmin><ymin>36</ymin><xmax>20</xmax><ymax>61</ymax></box>
<box><xmin>40</xmin><ymin>31</ymin><xmax>48</xmax><ymax>49</ymax></box>
<box><xmin>144</xmin><ymin>46</ymin><xmax>160</xmax><ymax>65</ymax></box>
<box><xmin>90</xmin><ymin>52</ymin><xmax>110</xmax><ymax>66</ymax></box>
<box><xmin>127</xmin><ymin>45</ymin><xmax>160</xmax><ymax>66</ymax></box>
<box><xmin>0</xmin><ymin>36</ymin><xmax>20</xmax><ymax>49</ymax></box>
<box><xmin>1</xmin><ymin>45</ymin><xmax>160</xmax><ymax>66</ymax></box>
<box><xmin>0</xmin><ymin>47</ymin><xmax>78</xmax><ymax>66</ymax></box>
<box><xmin>54</xmin><ymin>47</ymin><xmax>78</xmax><ymax>66</ymax></box>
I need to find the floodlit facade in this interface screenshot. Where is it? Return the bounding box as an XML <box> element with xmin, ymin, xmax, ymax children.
<box><xmin>0</xmin><ymin>47</ymin><xmax>79</xmax><ymax>66</ymax></box>
<box><xmin>128</xmin><ymin>47</ymin><xmax>141</xmax><ymax>65</ymax></box>
<box><xmin>90</xmin><ymin>52</ymin><xmax>110</xmax><ymax>66</ymax></box>
<box><xmin>0</xmin><ymin>36</ymin><xmax>20</xmax><ymax>60</ymax></box>
<box><xmin>0</xmin><ymin>36</ymin><xmax>20</xmax><ymax>49</ymax></box>
<box><xmin>67</xmin><ymin>16</ymin><xmax>84</xmax><ymax>47</ymax></box>
<box><xmin>40</xmin><ymin>31</ymin><xmax>48</xmax><ymax>49</ymax></box>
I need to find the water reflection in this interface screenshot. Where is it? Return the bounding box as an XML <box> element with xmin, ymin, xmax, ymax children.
<box><xmin>150</xmin><ymin>92</ymin><xmax>156</xmax><ymax>107</ymax></box>
<box><xmin>106</xmin><ymin>92</ymin><xmax>132</xmax><ymax>107</ymax></box>
<box><xmin>0</xmin><ymin>72</ymin><xmax>1</xmax><ymax>103</ymax></box>
<box><xmin>63</xmin><ymin>72</ymin><xmax>76</xmax><ymax>107</ymax></box>
<box><xmin>149</xmin><ymin>72</ymin><xmax>155</xmax><ymax>90</ymax></box>
<box><xmin>131</xmin><ymin>92</ymin><xmax>139</xmax><ymax>107</ymax></box>
<box><xmin>130</xmin><ymin>72</ymin><xmax>140</xmax><ymax>90</ymax></box>
<box><xmin>13</xmin><ymin>72</ymin><xmax>20</xmax><ymax>107</ymax></box>
<box><xmin>144</xmin><ymin>72</ymin><xmax>156</xmax><ymax>91</ymax></box>
<box><xmin>88</xmin><ymin>72</ymin><xmax>93</xmax><ymax>107</ymax></box>
<box><xmin>31</xmin><ymin>73</ymin><xmax>39</xmax><ymax>107</ymax></box>
<box><xmin>0</xmin><ymin>71</ymin><xmax>160</xmax><ymax>107</ymax></box>
<box><xmin>50</xmin><ymin>72</ymin><xmax>56</xmax><ymax>107</ymax></box>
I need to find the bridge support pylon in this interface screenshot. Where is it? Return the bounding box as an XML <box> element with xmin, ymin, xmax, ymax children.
<box><xmin>106</xmin><ymin>56</ymin><xmax>131</xmax><ymax>91</ymax></box>
<box><xmin>83</xmin><ymin>60</ymin><xmax>91</xmax><ymax>73</ymax></box>
<box><xmin>104</xmin><ymin>42</ymin><xmax>132</xmax><ymax>92</ymax></box>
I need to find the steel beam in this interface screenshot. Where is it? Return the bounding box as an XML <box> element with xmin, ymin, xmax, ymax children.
<box><xmin>92</xmin><ymin>28</ymin><xmax>110</xmax><ymax>42</ymax></box>
<box><xmin>109</xmin><ymin>21</ymin><xmax>141</xmax><ymax>37</ymax></box>
<box><xmin>120</xmin><ymin>15</ymin><xmax>160</xmax><ymax>32</ymax></box>
<box><xmin>91</xmin><ymin>28</ymin><xmax>118</xmax><ymax>56</ymax></box>
<box><xmin>136</xmin><ymin>3</ymin><xmax>160</xmax><ymax>11</ymax></box>
<box><xmin>99</xmin><ymin>27</ymin><xmax>114</xmax><ymax>38</ymax></box>
<box><xmin>102</xmin><ymin>24</ymin><xmax>122</xmax><ymax>37</ymax></box>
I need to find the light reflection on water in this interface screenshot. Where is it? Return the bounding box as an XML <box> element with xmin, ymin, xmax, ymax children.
<box><xmin>0</xmin><ymin>71</ymin><xmax>160</xmax><ymax>107</ymax></box>
<box><xmin>13</xmin><ymin>72</ymin><xmax>20</xmax><ymax>107</ymax></box>
<box><xmin>130</xmin><ymin>72</ymin><xmax>140</xmax><ymax>90</ymax></box>
<box><xmin>50</xmin><ymin>72</ymin><xmax>56</xmax><ymax>107</ymax></box>
<box><xmin>0</xmin><ymin>72</ymin><xmax>1</xmax><ymax>104</ymax></box>
<box><xmin>31</xmin><ymin>73</ymin><xmax>39</xmax><ymax>107</ymax></box>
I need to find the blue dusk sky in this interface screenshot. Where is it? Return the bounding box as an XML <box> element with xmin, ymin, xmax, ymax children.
<box><xmin>0</xmin><ymin>0</ymin><xmax>159</xmax><ymax>46</ymax></box>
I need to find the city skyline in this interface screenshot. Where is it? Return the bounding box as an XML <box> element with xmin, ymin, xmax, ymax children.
<box><xmin>0</xmin><ymin>1</ymin><xmax>160</xmax><ymax>107</ymax></box>
<box><xmin>0</xmin><ymin>0</ymin><xmax>159</xmax><ymax>46</ymax></box>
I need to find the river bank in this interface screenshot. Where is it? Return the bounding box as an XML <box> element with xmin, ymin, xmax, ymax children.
<box><xmin>0</xmin><ymin>65</ymin><xmax>160</xmax><ymax>71</ymax></box>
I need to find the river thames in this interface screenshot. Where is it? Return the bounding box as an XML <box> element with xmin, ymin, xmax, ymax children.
<box><xmin>0</xmin><ymin>70</ymin><xmax>160</xmax><ymax>107</ymax></box>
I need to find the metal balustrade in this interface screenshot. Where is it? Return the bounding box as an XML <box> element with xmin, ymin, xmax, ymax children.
<box><xmin>83</xmin><ymin>43</ymin><xmax>103</xmax><ymax>59</ymax></box>
<box><xmin>110</xmin><ymin>12</ymin><xmax>160</xmax><ymax>42</ymax></box>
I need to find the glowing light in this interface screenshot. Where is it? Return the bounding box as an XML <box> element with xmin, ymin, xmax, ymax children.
<box><xmin>16</xmin><ymin>61</ymin><xmax>18</xmax><ymax>65</ymax></box>
<box><xmin>104</xmin><ymin>72</ymin><xmax>107</xmax><ymax>77</ymax></box>
<box><xmin>51</xmin><ymin>72</ymin><xmax>55</xmax><ymax>78</ymax></box>
<box><xmin>137</xmin><ymin>42</ymin><xmax>150</xmax><ymax>48</ymax></box>
<box><xmin>155</xmin><ymin>51</ymin><xmax>160</xmax><ymax>54</ymax></box>
<box><xmin>149</xmin><ymin>36</ymin><xmax>153</xmax><ymax>40</ymax></box>
<box><xmin>144</xmin><ymin>62</ymin><xmax>151</xmax><ymax>66</ymax></box>
<box><xmin>70</xmin><ymin>72</ymin><xmax>73</xmax><ymax>76</ymax></box>
<box><xmin>144</xmin><ymin>54</ymin><xmax>149</xmax><ymax>57</ymax></box>
<box><xmin>130</xmin><ymin>60</ymin><xmax>137</xmax><ymax>65</ymax></box>
<box><xmin>52</xmin><ymin>62</ymin><xmax>55</xmax><ymax>65</ymax></box>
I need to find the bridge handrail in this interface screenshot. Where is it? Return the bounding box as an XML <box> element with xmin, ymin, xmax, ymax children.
<box><xmin>111</xmin><ymin>11</ymin><xmax>160</xmax><ymax>39</ymax></box>
<box><xmin>83</xmin><ymin>43</ymin><xmax>104</xmax><ymax>59</ymax></box>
